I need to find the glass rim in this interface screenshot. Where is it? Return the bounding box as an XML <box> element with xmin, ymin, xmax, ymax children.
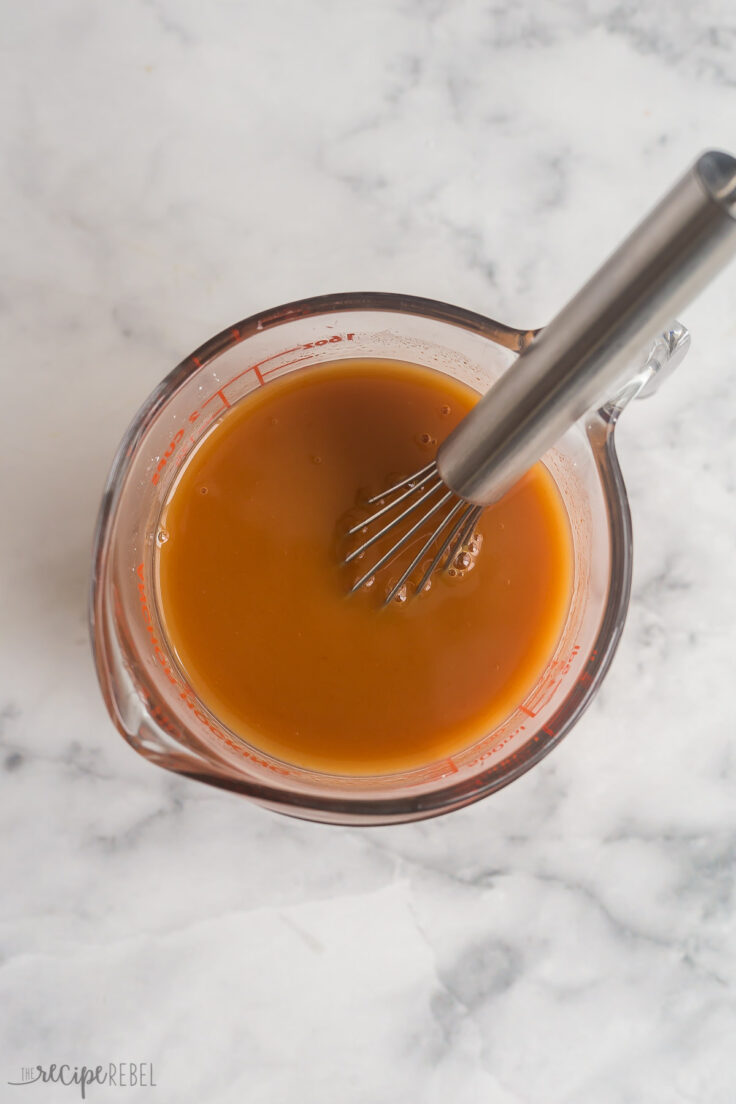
<box><xmin>90</xmin><ymin>291</ymin><xmax>632</xmax><ymax>823</ymax></box>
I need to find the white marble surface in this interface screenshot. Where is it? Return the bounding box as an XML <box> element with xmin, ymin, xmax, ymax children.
<box><xmin>3</xmin><ymin>2</ymin><xmax>736</xmax><ymax>1101</ymax></box>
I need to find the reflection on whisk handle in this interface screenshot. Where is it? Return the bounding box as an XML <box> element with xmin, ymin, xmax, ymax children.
<box><xmin>437</xmin><ymin>150</ymin><xmax>736</xmax><ymax>506</ymax></box>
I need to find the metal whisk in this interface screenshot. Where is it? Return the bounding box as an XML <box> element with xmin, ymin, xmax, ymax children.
<box><xmin>343</xmin><ymin>149</ymin><xmax>736</xmax><ymax>604</ymax></box>
<box><xmin>344</xmin><ymin>462</ymin><xmax>482</xmax><ymax>603</ymax></box>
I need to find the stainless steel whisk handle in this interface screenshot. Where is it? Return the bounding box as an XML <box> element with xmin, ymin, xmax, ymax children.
<box><xmin>437</xmin><ymin>150</ymin><xmax>736</xmax><ymax>506</ymax></box>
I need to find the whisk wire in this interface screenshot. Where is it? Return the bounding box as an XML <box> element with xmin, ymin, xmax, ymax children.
<box><xmin>365</xmin><ymin>461</ymin><xmax>437</xmax><ymax>506</ymax></box>
<box><xmin>349</xmin><ymin>488</ymin><xmax>455</xmax><ymax>593</ymax></box>
<box><xmin>443</xmin><ymin>506</ymin><xmax>483</xmax><ymax>575</ymax></box>
<box><xmin>344</xmin><ymin>475</ymin><xmax>444</xmax><ymax>566</ymax></box>
<box><xmin>382</xmin><ymin>498</ymin><xmax>466</xmax><ymax>606</ymax></box>
<box><xmin>413</xmin><ymin>503</ymin><xmax>479</xmax><ymax>597</ymax></box>
<box><xmin>347</xmin><ymin>463</ymin><xmax>439</xmax><ymax>537</ymax></box>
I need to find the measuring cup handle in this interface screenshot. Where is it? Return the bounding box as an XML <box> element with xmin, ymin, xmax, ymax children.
<box><xmin>602</xmin><ymin>320</ymin><xmax>691</xmax><ymax>413</ymax></box>
<box><xmin>439</xmin><ymin>150</ymin><xmax>736</xmax><ymax>504</ymax></box>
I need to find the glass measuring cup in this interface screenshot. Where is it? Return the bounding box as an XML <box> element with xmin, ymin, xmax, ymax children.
<box><xmin>90</xmin><ymin>292</ymin><xmax>689</xmax><ymax>825</ymax></box>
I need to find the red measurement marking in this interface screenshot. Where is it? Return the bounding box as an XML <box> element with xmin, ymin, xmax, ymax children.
<box><xmin>300</xmin><ymin>333</ymin><xmax>355</xmax><ymax>350</ymax></box>
<box><xmin>542</xmin><ymin>724</ymin><xmax>556</xmax><ymax>738</ymax></box>
<box><xmin>163</xmin><ymin>334</ymin><xmax>361</xmax><ymax>488</ymax></box>
<box><xmin>519</xmin><ymin>704</ymin><xmax>536</xmax><ymax>718</ymax></box>
<box><xmin>151</xmin><ymin>429</ymin><xmax>185</xmax><ymax>485</ymax></box>
<box><xmin>465</xmin><ymin>716</ymin><xmax>532</xmax><ymax>767</ymax></box>
<box><xmin>201</xmin><ymin>388</ymin><xmax>232</xmax><ymax>411</ymax></box>
<box><xmin>220</xmin><ymin>345</ymin><xmax>303</xmax><ymax>394</ymax></box>
<box><xmin>262</xmin><ymin>354</ymin><xmax>314</xmax><ymax>378</ymax></box>
<box><xmin>186</xmin><ymin>407</ymin><xmax>221</xmax><ymax>436</ymax></box>
<box><xmin>148</xmin><ymin>700</ymin><xmax>178</xmax><ymax>738</ymax></box>
<box><xmin>135</xmin><ymin>563</ymin><xmax>291</xmax><ymax>777</ymax></box>
<box><xmin>194</xmin><ymin>344</ymin><xmax>305</xmax><ymax>409</ymax></box>
<box><xmin>135</xmin><ymin>564</ymin><xmax>178</xmax><ymax>685</ymax></box>
<box><xmin>252</xmin><ymin>345</ymin><xmax>302</xmax><ymax>370</ymax></box>
<box><xmin>185</xmin><ymin>335</ymin><xmax>357</xmax><ymax>425</ymax></box>
<box><xmin>558</xmin><ymin>645</ymin><xmax>581</xmax><ymax>679</ymax></box>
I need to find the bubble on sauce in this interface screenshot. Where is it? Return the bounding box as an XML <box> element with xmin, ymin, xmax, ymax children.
<box><xmin>448</xmin><ymin>528</ymin><xmax>484</xmax><ymax>579</ymax></box>
<box><xmin>393</xmin><ymin>584</ymin><xmax>408</xmax><ymax>603</ymax></box>
<box><xmin>416</xmin><ymin>431</ymin><xmax>437</xmax><ymax>449</ymax></box>
<box><xmin>199</xmin><ymin>486</ymin><xmax>208</xmax><ymax>495</ymax></box>
<box><xmin>269</xmin><ymin>416</ymin><xmax>279</xmax><ymax>426</ymax></box>
<box><xmin>156</xmin><ymin>527</ymin><xmax>170</xmax><ymax>547</ymax></box>
<box><xmin>362</xmin><ymin>575</ymin><xmax>375</xmax><ymax>590</ymax></box>
<box><xmin>439</xmin><ymin>404</ymin><xmax>451</xmax><ymax>416</ymax></box>
<box><xmin>311</xmin><ymin>455</ymin><xmax>322</xmax><ymax>465</ymax></box>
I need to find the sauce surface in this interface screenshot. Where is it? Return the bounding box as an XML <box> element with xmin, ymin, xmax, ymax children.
<box><xmin>157</xmin><ymin>359</ymin><xmax>572</xmax><ymax>774</ymax></box>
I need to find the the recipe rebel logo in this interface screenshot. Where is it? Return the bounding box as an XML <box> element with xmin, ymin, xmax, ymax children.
<box><xmin>8</xmin><ymin>1062</ymin><xmax>156</xmax><ymax>1098</ymax></box>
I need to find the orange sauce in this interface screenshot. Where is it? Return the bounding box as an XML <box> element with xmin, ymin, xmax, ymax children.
<box><xmin>157</xmin><ymin>359</ymin><xmax>572</xmax><ymax>774</ymax></box>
